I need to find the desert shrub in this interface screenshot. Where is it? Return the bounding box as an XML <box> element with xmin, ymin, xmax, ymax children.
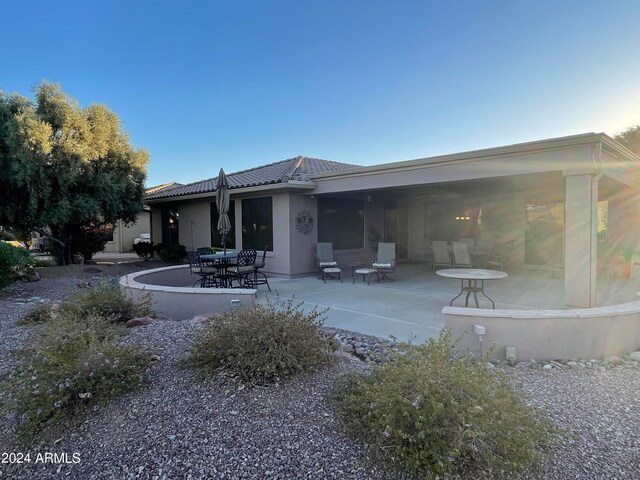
<box><xmin>133</xmin><ymin>241</ymin><xmax>154</xmax><ymax>260</ymax></box>
<box><xmin>0</xmin><ymin>242</ymin><xmax>35</xmax><ymax>287</ymax></box>
<box><xmin>331</xmin><ymin>331</ymin><xmax>558</xmax><ymax>478</ymax></box>
<box><xmin>154</xmin><ymin>243</ymin><xmax>186</xmax><ymax>263</ymax></box>
<box><xmin>20</xmin><ymin>303</ymin><xmax>57</xmax><ymax>324</ymax></box>
<box><xmin>4</xmin><ymin>313</ymin><xmax>152</xmax><ymax>438</ymax></box>
<box><xmin>67</xmin><ymin>282</ymin><xmax>154</xmax><ymax>324</ymax></box>
<box><xmin>73</xmin><ymin>227</ymin><xmax>111</xmax><ymax>261</ymax></box>
<box><xmin>184</xmin><ymin>298</ymin><xmax>335</xmax><ymax>384</ymax></box>
<box><xmin>20</xmin><ymin>283</ymin><xmax>153</xmax><ymax>325</ymax></box>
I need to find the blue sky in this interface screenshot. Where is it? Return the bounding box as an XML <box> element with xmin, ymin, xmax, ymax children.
<box><xmin>2</xmin><ymin>0</ymin><xmax>640</xmax><ymax>187</ymax></box>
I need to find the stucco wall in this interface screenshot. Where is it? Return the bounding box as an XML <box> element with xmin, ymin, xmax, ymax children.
<box><xmin>444</xmin><ymin>302</ymin><xmax>640</xmax><ymax>361</ymax></box>
<box><xmin>120</xmin><ymin>265</ymin><xmax>256</xmax><ymax>320</ymax></box>
<box><xmin>288</xmin><ymin>194</ymin><xmax>318</xmax><ymax>275</ymax></box>
<box><xmin>103</xmin><ymin>212</ymin><xmax>151</xmax><ymax>253</ymax></box>
<box><xmin>177</xmin><ymin>200</ymin><xmax>212</xmax><ymax>251</ymax></box>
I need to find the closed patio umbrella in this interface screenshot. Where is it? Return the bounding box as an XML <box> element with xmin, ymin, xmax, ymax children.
<box><xmin>216</xmin><ymin>168</ymin><xmax>231</xmax><ymax>254</ymax></box>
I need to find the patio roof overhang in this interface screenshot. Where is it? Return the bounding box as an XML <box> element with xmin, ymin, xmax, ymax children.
<box><xmin>308</xmin><ymin>133</ymin><xmax>640</xmax><ymax>196</ymax></box>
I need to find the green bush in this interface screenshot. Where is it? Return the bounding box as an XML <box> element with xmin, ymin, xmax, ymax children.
<box><xmin>73</xmin><ymin>227</ymin><xmax>111</xmax><ymax>261</ymax></box>
<box><xmin>0</xmin><ymin>242</ymin><xmax>35</xmax><ymax>287</ymax></box>
<box><xmin>154</xmin><ymin>243</ymin><xmax>186</xmax><ymax>263</ymax></box>
<box><xmin>133</xmin><ymin>241</ymin><xmax>154</xmax><ymax>260</ymax></box>
<box><xmin>1</xmin><ymin>231</ymin><xmax>17</xmax><ymax>241</ymax></box>
<box><xmin>184</xmin><ymin>298</ymin><xmax>335</xmax><ymax>384</ymax></box>
<box><xmin>4</xmin><ymin>313</ymin><xmax>152</xmax><ymax>438</ymax></box>
<box><xmin>33</xmin><ymin>258</ymin><xmax>55</xmax><ymax>267</ymax></box>
<box><xmin>331</xmin><ymin>331</ymin><xmax>558</xmax><ymax>478</ymax></box>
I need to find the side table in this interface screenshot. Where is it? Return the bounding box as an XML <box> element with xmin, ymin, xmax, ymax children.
<box><xmin>346</xmin><ymin>261</ymin><xmax>365</xmax><ymax>277</ymax></box>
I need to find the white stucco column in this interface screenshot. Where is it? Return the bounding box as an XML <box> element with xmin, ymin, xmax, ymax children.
<box><xmin>564</xmin><ymin>172</ymin><xmax>598</xmax><ymax>307</ymax></box>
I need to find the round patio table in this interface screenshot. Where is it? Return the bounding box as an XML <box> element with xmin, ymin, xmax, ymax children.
<box><xmin>436</xmin><ymin>268</ymin><xmax>508</xmax><ymax>309</ymax></box>
<box><xmin>199</xmin><ymin>252</ymin><xmax>238</xmax><ymax>288</ymax></box>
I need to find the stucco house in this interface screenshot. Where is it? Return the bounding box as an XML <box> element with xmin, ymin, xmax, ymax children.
<box><xmin>144</xmin><ymin>133</ymin><xmax>640</xmax><ymax>308</ymax></box>
<box><xmin>103</xmin><ymin>183</ymin><xmax>182</xmax><ymax>253</ymax></box>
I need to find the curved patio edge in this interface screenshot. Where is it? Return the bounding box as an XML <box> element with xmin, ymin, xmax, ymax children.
<box><xmin>443</xmin><ymin>299</ymin><xmax>640</xmax><ymax>361</ymax></box>
<box><xmin>119</xmin><ymin>265</ymin><xmax>257</xmax><ymax>320</ymax></box>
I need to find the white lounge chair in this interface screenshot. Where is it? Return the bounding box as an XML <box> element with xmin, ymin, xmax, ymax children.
<box><xmin>451</xmin><ymin>240</ymin><xmax>473</xmax><ymax>268</ymax></box>
<box><xmin>431</xmin><ymin>240</ymin><xmax>452</xmax><ymax>272</ymax></box>
<box><xmin>373</xmin><ymin>242</ymin><xmax>396</xmax><ymax>281</ymax></box>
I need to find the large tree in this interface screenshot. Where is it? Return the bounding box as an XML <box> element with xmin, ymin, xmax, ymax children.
<box><xmin>614</xmin><ymin>125</ymin><xmax>640</xmax><ymax>156</ymax></box>
<box><xmin>0</xmin><ymin>82</ymin><xmax>149</xmax><ymax>264</ymax></box>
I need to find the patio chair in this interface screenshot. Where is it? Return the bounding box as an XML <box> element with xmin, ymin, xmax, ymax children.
<box><xmin>227</xmin><ymin>249</ymin><xmax>257</xmax><ymax>288</ymax></box>
<box><xmin>196</xmin><ymin>246</ymin><xmax>214</xmax><ymax>256</ymax></box>
<box><xmin>458</xmin><ymin>237</ymin><xmax>476</xmax><ymax>250</ymax></box>
<box><xmin>431</xmin><ymin>240</ymin><xmax>452</xmax><ymax>272</ymax></box>
<box><xmin>486</xmin><ymin>240</ymin><xmax>514</xmax><ymax>271</ymax></box>
<box><xmin>186</xmin><ymin>251</ymin><xmax>218</xmax><ymax>287</ymax></box>
<box><xmin>451</xmin><ymin>241</ymin><xmax>473</xmax><ymax>268</ymax></box>
<box><xmin>316</xmin><ymin>242</ymin><xmax>339</xmax><ymax>278</ymax></box>
<box><xmin>373</xmin><ymin>242</ymin><xmax>396</xmax><ymax>281</ymax></box>
<box><xmin>245</xmin><ymin>248</ymin><xmax>271</xmax><ymax>291</ymax></box>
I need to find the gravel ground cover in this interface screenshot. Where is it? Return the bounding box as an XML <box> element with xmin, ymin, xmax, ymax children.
<box><xmin>0</xmin><ymin>264</ymin><xmax>639</xmax><ymax>479</ymax></box>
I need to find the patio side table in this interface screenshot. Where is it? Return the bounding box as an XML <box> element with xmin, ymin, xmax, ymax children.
<box><xmin>346</xmin><ymin>261</ymin><xmax>365</xmax><ymax>277</ymax></box>
<box><xmin>353</xmin><ymin>268</ymin><xmax>379</xmax><ymax>285</ymax></box>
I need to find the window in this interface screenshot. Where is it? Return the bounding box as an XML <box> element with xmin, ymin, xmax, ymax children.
<box><xmin>242</xmin><ymin>197</ymin><xmax>273</xmax><ymax>251</ymax></box>
<box><xmin>318</xmin><ymin>197</ymin><xmax>364</xmax><ymax>249</ymax></box>
<box><xmin>161</xmin><ymin>207</ymin><xmax>180</xmax><ymax>245</ymax></box>
<box><xmin>211</xmin><ymin>200</ymin><xmax>236</xmax><ymax>249</ymax></box>
<box><xmin>524</xmin><ymin>203</ymin><xmax>564</xmax><ymax>265</ymax></box>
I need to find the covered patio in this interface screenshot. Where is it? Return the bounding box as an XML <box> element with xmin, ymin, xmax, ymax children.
<box><xmin>311</xmin><ymin>133</ymin><xmax>640</xmax><ymax>309</ymax></box>
<box><xmin>260</xmin><ymin>263</ymin><xmax>640</xmax><ymax>344</ymax></box>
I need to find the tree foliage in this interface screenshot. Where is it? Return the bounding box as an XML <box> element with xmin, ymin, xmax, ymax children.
<box><xmin>614</xmin><ymin>125</ymin><xmax>640</xmax><ymax>156</ymax></box>
<box><xmin>0</xmin><ymin>82</ymin><xmax>149</xmax><ymax>261</ymax></box>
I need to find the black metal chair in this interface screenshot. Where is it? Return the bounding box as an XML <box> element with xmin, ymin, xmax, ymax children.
<box><xmin>246</xmin><ymin>248</ymin><xmax>271</xmax><ymax>291</ymax></box>
<box><xmin>186</xmin><ymin>251</ymin><xmax>218</xmax><ymax>287</ymax></box>
<box><xmin>227</xmin><ymin>249</ymin><xmax>257</xmax><ymax>288</ymax></box>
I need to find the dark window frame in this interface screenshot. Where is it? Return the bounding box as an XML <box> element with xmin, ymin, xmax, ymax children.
<box><xmin>241</xmin><ymin>197</ymin><xmax>273</xmax><ymax>251</ymax></box>
<box><xmin>318</xmin><ymin>197</ymin><xmax>365</xmax><ymax>250</ymax></box>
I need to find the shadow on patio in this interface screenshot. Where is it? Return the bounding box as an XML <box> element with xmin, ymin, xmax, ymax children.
<box><xmin>259</xmin><ymin>264</ymin><xmax>640</xmax><ymax>343</ymax></box>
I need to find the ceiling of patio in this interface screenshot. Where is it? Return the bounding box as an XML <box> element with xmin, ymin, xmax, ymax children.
<box><xmin>313</xmin><ymin>170</ymin><xmax>628</xmax><ymax>205</ymax></box>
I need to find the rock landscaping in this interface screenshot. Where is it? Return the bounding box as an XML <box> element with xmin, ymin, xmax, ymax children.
<box><xmin>0</xmin><ymin>263</ymin><xmax>639</xmax><ymax>479</ymax></box>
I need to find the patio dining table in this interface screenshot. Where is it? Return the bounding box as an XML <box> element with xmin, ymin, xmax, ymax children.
<box><xmin>436</xmin><ymin>268</ymin><xmax>508</xmax><ymax>309</ymax></box>
<box><xmin>199</xmin><ymin>252</ymin><xmax>238</xmax><ymax>288</ymax></box>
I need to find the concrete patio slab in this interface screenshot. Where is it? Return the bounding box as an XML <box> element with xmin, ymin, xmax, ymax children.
<box><xmin>259</xmin><ymin>263</ymin><xmax>640</xmax><ymax>343</ymax></box>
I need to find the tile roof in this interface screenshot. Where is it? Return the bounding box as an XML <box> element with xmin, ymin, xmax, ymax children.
<box><xmin>145</xmin><ymin>156</ymin><xmax>360</xmax><ymax>200</ymax></box>
<box><xmin>145</xmin><ymin>182</ymin><xmax>183</xmax><ymax>195</ymax></box>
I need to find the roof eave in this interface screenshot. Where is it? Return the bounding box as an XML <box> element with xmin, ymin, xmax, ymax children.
<box><xmin>309</xmin><ymin>133</ymin><xmax>635</xmax><ymax>181</ymax></box>
<box><xmin>145</xmin><ymin>181</ymin><xmax>316</xmax><ymax>204</ymax></box>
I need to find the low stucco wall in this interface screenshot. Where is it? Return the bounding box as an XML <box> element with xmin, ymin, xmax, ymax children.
<box><xmin>120</xmin><ymin>265</ymin><xmax>257</xmax><ymax>320</ymax></box>
<box><xmin>443</xmin><ymin>300</ymin><xmax>640</xmax><ymax>361</ymax></box>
